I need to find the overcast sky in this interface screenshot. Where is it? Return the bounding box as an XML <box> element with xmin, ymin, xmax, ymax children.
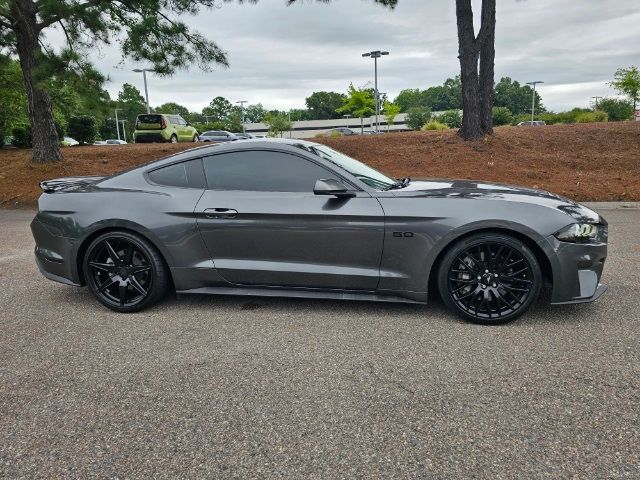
<box><xmin>49</xmin><ymin>0</ymin><xmax>640</xmax><ymax>112</ymax></box>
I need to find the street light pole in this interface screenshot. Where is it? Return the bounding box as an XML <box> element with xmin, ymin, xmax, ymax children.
<box><xmin>133</xmin><ymin>68</ymin><xmax>155</xmax><ymax>113</ymax></box>
<box><xmin>591</xmin><ymin>96</ymin><xmax>603</xmax><ymax>110</ymax></box>
<box><xmin>236</xmin><ymin>100</ymin><xmax>248</xmax><ymax>134</ymax></box>
<box><xmin>114</xmin><ymin>108</ymin><xmax>122</xmax><ymax>141</ymax></box>
<box><xmin>120</xmin><ymin>120</ymin><xmax>127</xmax><ymax>143</ymax></box>
<box><xmin>526</xmin><ymin>81</ymin><xmax>544</xmax><ymax>123</ymax></box>
<box><xmin>362</xmin><ymin>50</ymin><xmax>389</xmax><ymax>133</ymax></box>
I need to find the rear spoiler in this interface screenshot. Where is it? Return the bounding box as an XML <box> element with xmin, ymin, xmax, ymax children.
<box><xmin>39</xmin><ymin>176</ymin><xmax>105</xmax><ymax>193</ymax></box>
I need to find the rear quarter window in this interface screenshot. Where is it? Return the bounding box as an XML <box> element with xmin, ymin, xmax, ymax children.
<box><xmin>147</xmin><ymin>158</ymin><xmax>206</xmax><ymax>189</ymax></box>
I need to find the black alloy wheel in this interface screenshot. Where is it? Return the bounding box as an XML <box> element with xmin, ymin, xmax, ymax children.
<box><xmin>83</xmin><ymin>231</ymin><xmax>170</xmax><ymax>312</ymax></box>
<box><xmin>438</xmin><ymin>233</ymin><xmax>542</xmax><ymax>325</ymax></box>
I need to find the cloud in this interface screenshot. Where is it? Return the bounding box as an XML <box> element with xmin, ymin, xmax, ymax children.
<box><xmin>48</xmin><ymin>0</ymin><xmax>640</xmax><ymax>112</ymax></box>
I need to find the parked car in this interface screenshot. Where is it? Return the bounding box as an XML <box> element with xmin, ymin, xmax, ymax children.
<box><xmin>517</xmin><ymin>121</ymin><xmax>546</xmax><ymax>126</ymax></box>
<box><xmin>133</xmin><ymin>114</ymin><xmax>199</xmax><ymax>143</ymax></box>
<box><xmin>93</xmin><ymin>140</ymin><xmax>107</xmax><ymax>145</ymax></box>
<box><xmin>233</xmin><ymin>133</ymin><xmax>254</xmax><ymax>139</ymax></box>
<box><xmin>32</xmin><ymin>138</ymin><xmax>608</xmax><ymax>325</ymax></box>
<box><xmin>199</xmin><ymin>130</ymin><xmax>239</xmax><ymax>142</ymax></box>
<box><xmin>61</xmin><ymin>137</ymin><xmax>79</xmax><ymax>146</ymax></box>
<box><xmin>324</xmin><ymin>127</ymin><xmax>358</xmax><ymax>137</ymax></box>
<box><xmin>105</xmin><ymin>139</ymin><xmax>127</xmax><ymax>145</ymax></box>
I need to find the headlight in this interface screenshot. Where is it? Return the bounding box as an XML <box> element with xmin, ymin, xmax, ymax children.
<box><xmin>554</xmin><ymin>223</ymin><xmax>607</xmax><ymax>243</ymax></box>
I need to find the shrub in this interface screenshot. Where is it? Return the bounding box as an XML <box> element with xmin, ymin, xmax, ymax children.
<box><xmin>422</xmin><ymin>120</ymin><xmax>449</xmax><ymax>131</ymax></box>
<box><xmin>598</xmin><ymin>98</ymin><xmax>634</xmax><ymax>121</ymax></box>
<box><xmin>67</xmin><ymin>115</ymin><xmax>97</xmax><ymax>145</ymax></box>
<box><xmin>492</xmin><ymin>107</ymin><xmax>513</xmax><ymax>126</ymax></box>
<box><xmin>433</xmin><ymin>109</ymin><xmax>462</xmax><ymax>128</ymax></box>
<box><xmin>11</xmin><ymin>124</ymin><xmax>31</xmax><ymax>148</ymax></box>
<box><xmin>406</xmin><ymin>106</ymin><xmax>431</xmax><ymax>130</ymax></box>
<box><xmin>575</xmin><ymin>111</ymin><xmax>609</xmax><ymax>123</ymax></box>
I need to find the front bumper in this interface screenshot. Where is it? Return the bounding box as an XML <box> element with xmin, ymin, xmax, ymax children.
<box><xmin>539</xmin><ymin>235</ymin><xmax>608</xmax><ymax>304</ymax></box>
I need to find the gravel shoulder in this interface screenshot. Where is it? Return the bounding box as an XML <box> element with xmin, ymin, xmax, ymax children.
<box><xmin>0</xmin><ymin>208</ymin><xmax>639</xmax><ymax>478</ymax></box>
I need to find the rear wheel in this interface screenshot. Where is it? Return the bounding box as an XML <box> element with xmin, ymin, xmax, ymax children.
<box><xmin>170</xmin><ymin>134</ymin><xmax>178</xmax><ymax>143</ymax></box>
<box><xmin>437</xmin><ymin>233</ymin><xmax>541</xmax><ymax>325</ymax></box>
<box><xmin>193</xmin><ymin>134</ymin><xmax>199</xmax><ymax>142</ymax></box>
<box><xmin>83</xmin><ymin>231</ymin><xmax>170</xmax><ymax>313</ymax></box>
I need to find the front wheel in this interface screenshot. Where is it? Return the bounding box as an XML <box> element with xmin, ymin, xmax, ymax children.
<box><xmin>437</xmin><ymin>233</ymin><xmax>542</xmax><ymax>325</ymax></box>
<box><xmin>83</xmin><ymin>231</ymin><xmax>170</xmax><ymax>313</ymax></box>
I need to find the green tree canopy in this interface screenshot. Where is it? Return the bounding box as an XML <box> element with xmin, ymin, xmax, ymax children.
<box><xmin>305</xmin><ymin>91</ymin><xmax>346</xmax><ymax>120</ymax></box>
<box><xmin>597</xmin><ymin>98</ymin><xmax>634</xmax><ymax>121</ymax></box>
<box><xmin>337</xmin><ymin>84</ymin><xmax>375</xmax><ymax>134</ymax></box>
<box><xmin>156</xmin><ymin>102</ymin><xmax>191</xmax><ymax>118</ymax></box>
<box><xmin>610</xmin><ymin>66</ymin><xmax>640</xmax><ymax>111</ymax></box>
<box><xmin>263</xmin><ymin>112</ymin><xmax>292</xmax><ymax>137</ymax></box>
<box><xmin>202</xmin><ymin>96</ymin><xmax>233</xmax><ymax>122</ymax></box>
<box><xmin>493</xmin><ymin>77</ymin><xmax>543</xmax><ymax>115</ymax></box>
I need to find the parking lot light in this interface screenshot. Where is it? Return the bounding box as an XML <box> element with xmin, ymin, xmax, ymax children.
<box><xmin>362</xmin><ymin>50</ymin><xmax>389</xmax><ymax>133</ymax></box>
<box><xmin>526</xmin><ymin>81</ymin><xmax>544</xmax><ymax>123</ymax></box>
<box><xmin>133</xmin><ymin>68</ymin><xmax>156</xmax><ymax>114</ymax></box>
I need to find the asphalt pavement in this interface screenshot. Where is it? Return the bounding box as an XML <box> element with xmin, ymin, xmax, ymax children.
<box><xmin>0</xmin><ymin>207</ymin><xmax>638</xmax><ymax>479</ymax></box>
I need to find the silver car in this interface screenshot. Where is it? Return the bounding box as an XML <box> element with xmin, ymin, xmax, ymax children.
<box><xmin>31</xmin><ymin>139</ymin><xmax>607</xmax><ymax>324</ymax></box>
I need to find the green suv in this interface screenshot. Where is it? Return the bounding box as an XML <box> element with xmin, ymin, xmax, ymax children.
<box><xmin>133</xmin><ymin>114</ymin><xmax>199</xmax><ymax>143</ymax></box>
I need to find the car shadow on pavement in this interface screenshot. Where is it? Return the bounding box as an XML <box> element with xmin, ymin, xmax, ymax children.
<box><xmin>53</xmin><ymin>282</ymin><xmax>608</xmax><ymax>328</ymax></box>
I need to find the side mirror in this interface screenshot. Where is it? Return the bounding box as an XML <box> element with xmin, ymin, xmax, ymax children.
<box><xmin>314</xmin><ymin>179</ymin><xmax>355</xmax><ymax>198</ymax></box>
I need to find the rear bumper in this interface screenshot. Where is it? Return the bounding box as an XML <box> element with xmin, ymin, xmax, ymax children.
<box><xmin>134</xmin><ymin>133</ymin><xmax>168</xmax><ymax>143</ymax></box>
<box><xmin>540</xmin><ymin>235</ymin><xmax>608</xmax><ymax>304</ymax></box>
<box><xmin>31</xmin><ymin>216</ymin><xmax>81</xmax><ymax>286</ymax></box>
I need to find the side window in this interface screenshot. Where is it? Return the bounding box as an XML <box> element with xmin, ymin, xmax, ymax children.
<box><xmin>203</xmin><ymin>151</ymin><xmax>336</xmax><ymax>192</ymax></box>
<box><xmin>147</xmin><ymin>158</ymin><xmax>206</xmax><ymax>189</ymax></box>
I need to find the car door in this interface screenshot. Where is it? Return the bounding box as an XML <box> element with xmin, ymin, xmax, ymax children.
<box><xmin>194</xmin><ymin>149</ymin><xmax>385</xmax><ymax>290</ymax></box>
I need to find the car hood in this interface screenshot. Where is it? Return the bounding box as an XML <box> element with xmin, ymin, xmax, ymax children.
<box><xmin>393</xmin><ymin>179</ymin><xmax>600</xmax><ymax>222</ymax></box>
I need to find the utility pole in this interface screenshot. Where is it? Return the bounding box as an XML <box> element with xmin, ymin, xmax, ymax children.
<box><xmin>133</xmin><ymin>68</ymin><xmax>156</xmax><ymax>113</ymax></box>
<box><xmin>114</xmin><ymin>108</ymin><xmax>123</xmax><ymax>140</ymax></box>
<box><xmin>236</xmin><ymin>100</ymin><xmax>248</xmax><ymax>134</ymax></box>
<box><xmin>526</xmin><ymin>81</ymin><xmax>544</xmax><ymax>123</ymax></box>
<box><xmin>362</xmin><ymin>50</ymin><xmax>389</xmax><ymax>133</ymax></box>
<box><xmin>591</xmin><ymin>96</ymin><xmax>603</xmax><ymax>110</ymax></box>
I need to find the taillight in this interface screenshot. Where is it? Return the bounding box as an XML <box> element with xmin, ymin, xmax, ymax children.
<box><xmin>161</xmin><ymin>117</ymin><xmax>167</xmax><ymax>129</ymax></box>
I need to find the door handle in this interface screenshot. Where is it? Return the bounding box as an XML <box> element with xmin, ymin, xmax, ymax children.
<box><xmin>204</xmin><ymin>208</ymin><xmax>238</xmax><ymax>219</ymax></box>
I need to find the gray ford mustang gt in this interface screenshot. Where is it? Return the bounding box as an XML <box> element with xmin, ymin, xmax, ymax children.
<box><xmin>31</xmin><ymin>138</ymin><xmax>608</xmax><ymax>324</ymax></box>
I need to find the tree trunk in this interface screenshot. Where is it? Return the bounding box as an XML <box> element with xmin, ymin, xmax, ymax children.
<box><xmin>9</xmin><ymin>0</ymin><xmax>63</xmax><ymax>164</ymax></box>
<box><xmin>456</xmin><ymin>0</ymin><xmax>482</xmax><ymax>140</ymax></box>
<box><xmin>478</xmin><ymin>0</ymin><xmax>496</xmax><ymax>135</ymax></box>
<box><xmin>455</xmin><ymin>0</ymin><xmax>496</xmax><ymax>140</ymax></box>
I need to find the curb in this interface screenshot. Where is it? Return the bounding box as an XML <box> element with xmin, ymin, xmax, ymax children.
<box><xmin>583</xmin><ymin>202</ymin><xmax>640</xmax><ymax>210</ymax></box>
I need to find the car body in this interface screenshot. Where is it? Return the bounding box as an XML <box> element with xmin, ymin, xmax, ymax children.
<box><xmin>233</xmin><ymin>133</ymin><xmax>254</xmax><ymax>139</ymax></box>
<box><xmin>105</xmin><ymin>139</ymin><xmax>127</xmax><ymax>145</ymax></box>
<box><xmin>325</xmin><ymin>127</ymin><xmax>358</xmax><ymax>137</ymax></box>
<box><xmin>133</xmin><ymin>114</ymin><xmax>199</xmax><ymax>143</ymax></box>
<box><xmin>199</xmin><ymin>130</ymin><xmax>240</xmax><ymax>142</ymax></box>
<box><xmin>31</xmin><ymin>139</ymin><xmax>607</xmax><ymax>324</ymax></box>
<box><xmin>61</xmin><ymin>137</ymin><xmax>79</xmax><ymax>146</ymax></box>
<box><xmin>517</xmin><ymin>121</ymin><xmax>546</xmax><ymax>126</ymax></box>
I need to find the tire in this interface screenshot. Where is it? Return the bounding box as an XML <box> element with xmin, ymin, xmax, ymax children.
<box><xmin>83</xmin><ymin>231</ymin><xmax>170</xmax><ymax>313</ymax></box>
<box><xmin>193</xmin><ymin>134</ymin><xmax>199</xmax><ymax>142</ymax></box>
<box><xmin>170</xmin><ymin>134</ymin><xmax>178</xmax><ymax>143</ymax></box>
<box><xmin>437</xmin><ymin>233</ymin><xmax>542</xmax><ymax>325</ymax></box>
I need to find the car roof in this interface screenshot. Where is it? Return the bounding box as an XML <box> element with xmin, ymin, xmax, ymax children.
<box><xmin>147</xmin><ymin>138</ymin><xmax>328</xmax><ymax>168</ymax></box>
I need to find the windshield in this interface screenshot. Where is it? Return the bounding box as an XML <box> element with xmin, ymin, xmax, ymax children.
<box><xmin>302</xmin><ymin>144</ymin><xmax>395</xmax><ymax>190</ymax></box>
